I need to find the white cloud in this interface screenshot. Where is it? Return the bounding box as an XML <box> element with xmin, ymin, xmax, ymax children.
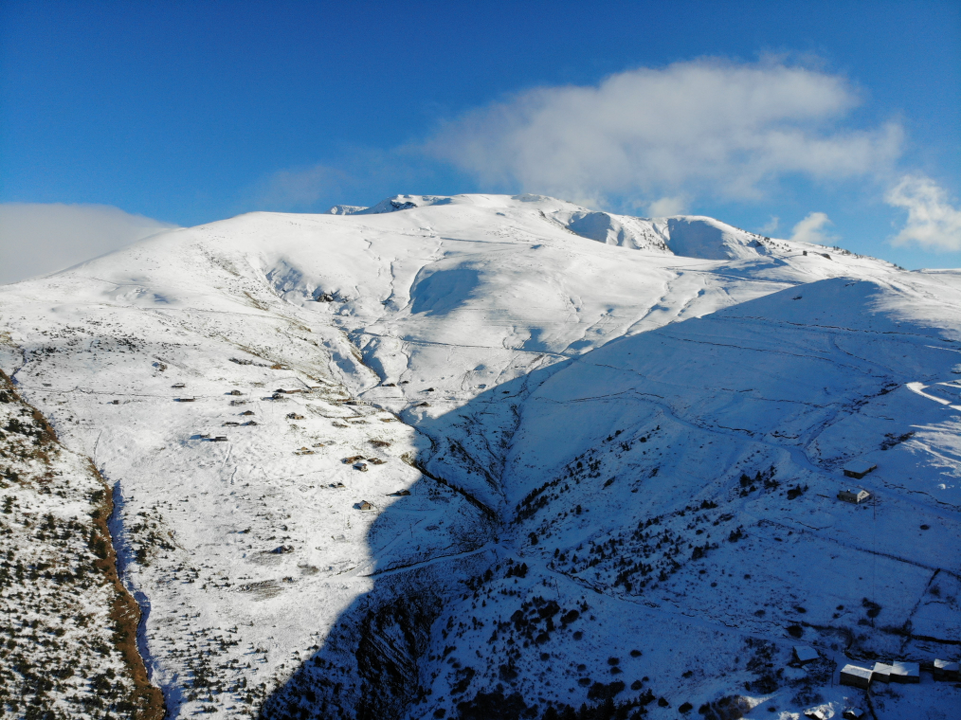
<box><xmin>255</xmin><ymin>164</ymin><xmax>348</xmax><ymax>210</ymax></box>
<box><xmin>759</xmin><ymin>216</ymin><xmax>780</xmax><ymax>234</ymax></box>
<box><xmin>0</xmin><ymin>203</ymin><xmax>178</xmax><ymax>285</ymax></box>
<box><xmin>790</xmin><ymin>212</ymin><xmax>835</xmax><ymax>245</ymax></box>
<box><xmin>644</xmin><ymin>195</ymin><xmax>689</xmax><ymax>216</ymax></box>
<box><xmin>424</xmin><ymin>59</ymin><xmax>903</xmax><ymax>208</ymax></box>
<box><xmin>885</xmin><ymin>174</ymin><xmax>961</xmax><ymax>252</ymax></box>
<box><xmin>252</xmin><ymin>147</ymin><xmax>434</xmax><ymax>212</ymax></box>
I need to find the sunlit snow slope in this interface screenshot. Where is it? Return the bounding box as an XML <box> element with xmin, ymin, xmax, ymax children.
<box><xmin>1</xmin><ymin>194</ymin><xmax>958</xmax><ymax>720</ymax></box>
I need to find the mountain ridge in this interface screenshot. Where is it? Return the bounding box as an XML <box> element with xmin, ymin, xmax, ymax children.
<box><xmin>0</xmin><ymin>194</ymin><xmax>957</xmax><ymax>719</ymax></box>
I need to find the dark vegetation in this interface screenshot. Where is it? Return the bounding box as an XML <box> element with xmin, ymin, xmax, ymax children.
<box><xmin>0</xmin><ymin>369</ymin><xmax>164</xmax><ymax>719</ymax></box>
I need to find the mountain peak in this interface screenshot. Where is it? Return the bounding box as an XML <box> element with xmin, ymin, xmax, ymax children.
<box><xmin>0</xmin><ymin>192</ymin><xmax>953</xmax><ymax>720</ymax></box>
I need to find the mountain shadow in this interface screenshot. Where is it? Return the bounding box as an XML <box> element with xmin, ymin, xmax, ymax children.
<box><xmin>258</xmin><ymin>361</ymin><xmax>569</xmax><ymax>720</ymax></box>
<box><xmin>259</xmin><ymin>283</ymin><xmax>961</xmax><ymax>719</ymax></box>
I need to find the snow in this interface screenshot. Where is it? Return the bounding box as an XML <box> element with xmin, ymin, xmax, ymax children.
<box><xmin>0</xmin><ymin>193</ymin><xmax>958</xmax><ymax>719</ymax></box>
<box><xmin>0</xmin><ymin>372</ymin><xmax>158</xmax><ymax>717</ymax></box>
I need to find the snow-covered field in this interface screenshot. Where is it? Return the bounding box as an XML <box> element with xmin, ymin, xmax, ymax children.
<box><xmin>0</xmin><ymin>194</ymin><xmax>958</xmax><ymax>719</ymax></box>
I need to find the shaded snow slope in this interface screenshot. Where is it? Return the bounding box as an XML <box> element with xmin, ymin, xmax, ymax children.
<box><xmin>0</xmin><ymin>194</ymin><xmax>955</xmax><ymax>720</ymax></box>
<box><xmin>379</xmin><ymin>273</ymin><xmax>961</xmax><ymax>720</ymax></box>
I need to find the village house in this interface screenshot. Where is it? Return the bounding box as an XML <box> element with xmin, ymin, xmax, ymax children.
<box><xmin>889</xmin><ymin>661</ymin><xmax>920</xmax><ymax>683</ymax></box>
<box><xmin>843</xmin><ymin>459</ymin><xmax>877</xmax><ymax>479</ymax></box>
<box><xmin>793</xmin><ymin>645</ymin><xmax>819</xmax><ymax>665</ymax></box>
<box><xmin>871</xmin><ymin>661</ymin><xmax>893</xmax><ymax>683</ymax></box>
<box><xmin>933</xmin><ymin>658</ymin><xmax>959</xmax><ymax>681</ymax></box>
<box><xmin>838</xmin><ymin>488</ymin><xmax>871</xmax><ymax>504</ymax></box>
<box><xmin>839</xmin><ymin>664</ymin><xmax>872</xmax><ymax>689</ymax></box>
<box><xmin>358</xmin><ymin>500</ymin><xmax>375</xmax><ymax>511</ymax></box>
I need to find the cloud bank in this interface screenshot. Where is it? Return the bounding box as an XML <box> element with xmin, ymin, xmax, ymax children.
<box><xmin>0</xmin><ymin>203</ymin><xmax>178</xmax><ymax>285</ymax></box>
<box><xmin>255</xmin><ymin>164</ymin><xmax>350</xmax><ymax>210</ymax></box>
<box><xmin>251</xmin><ymin>146</ymin><xmax>438</xmax><ymax>213</ymax></box>
<box><xmin>885</xmin><ymin>175</ymin><xmax>961</xmax><ymax>252</ymax></box>
<box><xmin>790</xmin><ymin>212</ymin><xmax>835</xmax><ymax>245</ymax></box>
<box><xmin>424</xmin><ymin>59</ymin><xmax>903</xmax><ymax>209</ymax></box>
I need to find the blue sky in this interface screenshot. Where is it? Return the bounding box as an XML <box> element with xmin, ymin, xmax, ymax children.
<box><xmin>1</xmin><ymin>0</ymin><xmax>959</xmax><ymax>279</ymax></box>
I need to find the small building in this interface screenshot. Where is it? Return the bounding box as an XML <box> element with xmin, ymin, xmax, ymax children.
<box><xmin>175</xmin><ymin>397</ymin><xmax>196</xmax><ymax>403</ymax></box>
<box><xmin>871</xmin><ymin>662</ymin><xmax>893</xmax><ymax>683</ymax></box>
<box><xmin>212</xmin><ymin>436</ymin><xmax>228</xmax><ymax>442</ymax></box>
<box><xmin>358</xmin><ymin>500</ymin><xmax>375</xmax><ymax>511</ymax></box>
<box><xmin>889</xmin><ymin>661</ymin><xmax>920</xmax><ymax>684</ymax></box>
<box><xmin>228</xmin><ymin>389</ymin><xmax>243</xmax><ymax>396</ymax></box>
<box><xmin>839</xmin><ymin>665</ymin><xmax>872</xmax><ymax>689</ymax></box>
<box><xmin>843</xmin><ymin>460</ymin><xmax>877</xmax><ymax>479</ymax></box>
<box><xmin>842</xmin><ymin>710</ymin><xmax>865</xmax><ymax>720</ymax></box>
<box><xmin>933</xmin><ymin>658</ymin><xmax>959</xmax><ymax>681</ymax></box>
<box><xmin>793</xmin><ymin>645</ymin><xmax>819</xmax><ymax>665</ymax></box>
<box><xmin>354</xmin><ymin>462</ymin><xmax>369</xmax><ymax>472</ymax></box>
<box><xmin>838</xmin><ymin>488</ymin><xmax>872</xmax><ymax>504</ymax></box>
<box><xmin>171</xmin><ymin>382</ymin><xmax>186</xmax><ymax>388</ymax></box>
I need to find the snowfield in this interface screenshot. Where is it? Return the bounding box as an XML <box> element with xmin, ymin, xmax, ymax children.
<box><xmin>0</xmin><ymin>193</ymin><xmax>958</xmax><ymax>719</ymax></box>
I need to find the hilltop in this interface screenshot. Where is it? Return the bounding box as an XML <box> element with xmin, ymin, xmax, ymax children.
<box><xmin>0</xmin><ymin>194</ymin><xmax>957</xmax><ymax>719</ymax></box>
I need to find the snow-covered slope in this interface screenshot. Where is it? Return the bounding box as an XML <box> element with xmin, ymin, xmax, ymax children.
<box><xmin>0</xmin><ymin>194</ymin><xmax>956</xmax><ymax>720</ymax></box>
<box><xmin>0</xmin><ymin>370</ymin><xmax>163</xmax><ymax>719</ymax></box>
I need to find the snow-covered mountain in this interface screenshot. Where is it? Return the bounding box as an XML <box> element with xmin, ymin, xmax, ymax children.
<box><xmin>0</xmin><ymin>194</ymin><xmax>957</xmax><ymax>720</ymax></box>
